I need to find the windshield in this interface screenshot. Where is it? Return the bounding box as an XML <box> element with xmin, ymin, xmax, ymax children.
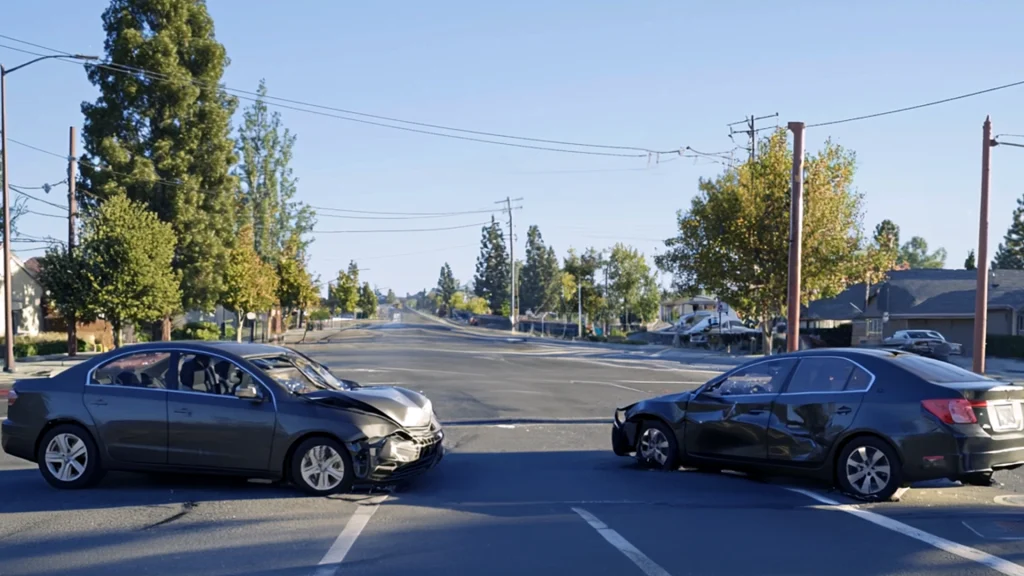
<box><xmin>906</xmin><ymin>331</ymin><xmax>934</xmax><ymax>339</ymax></box>
<box><xmin>249</xmin><ymin>354</ymin><xmax>350</xmax><ymax>394</ymax></box>
<box><xmin>894</xmin><ymin>354</ymin><xmax>993</xmax><ymax>383</ymax></box>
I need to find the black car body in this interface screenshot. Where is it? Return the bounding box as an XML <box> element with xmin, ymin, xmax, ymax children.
<box><xmin>1</xmin><ymin>342</ymin><xmax>443</xmax><ymax>494</ymax></box>
<box><xmin>611</xmin><ymin>348</ymin><xmax>1024</xmax><ymax>500</ymax></box>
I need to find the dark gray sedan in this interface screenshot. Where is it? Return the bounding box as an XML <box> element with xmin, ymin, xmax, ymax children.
<box><xmin>1</xmin><ymin>341</ymin><xmax>444</xmax><ymax>495</ymax></box>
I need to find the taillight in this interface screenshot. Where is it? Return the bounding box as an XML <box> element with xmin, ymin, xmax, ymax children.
<box><xmin>6</xmin><ymin>389</ymin><xmax>16</xmax><ymax>407</ymax></box>
<box><xmin>922</xmin><ymin>398</ymin><xmax>979</xmax><ymax>424</ymax></box>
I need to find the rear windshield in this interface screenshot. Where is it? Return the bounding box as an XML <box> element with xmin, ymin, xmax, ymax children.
<box><xmin>894</xmin><ymin>355</ymin><xmax>993</xmax><ymax>383</ymax></box>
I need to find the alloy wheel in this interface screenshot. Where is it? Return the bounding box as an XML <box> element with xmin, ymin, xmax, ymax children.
<box><xmin>639</xmin><ymin>427</ymin><xmax>670</xmax><ymax>465</ymax></box>
<box><xmin>44</xmin><ymin>433</ymin><xmax>89</xmax><ymax>483</ymax></box>
<box><xmin>299</xmin><ymin>445</ymin><xmax>346</xmax><ymax>491</ymax></box>
<box><xmin>845</xmin><ymin>445</ymin><xmax>891</xmax><ymax>495</ymax></box>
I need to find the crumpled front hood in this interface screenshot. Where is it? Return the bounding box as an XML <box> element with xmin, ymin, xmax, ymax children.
<box><xmin>619</xmin><ymin>390</ymin><xmax>692</xmax><ymax>413</ymax></box>
<box><xmin>307</xmin><ymin>386</ymin><xmax>433</xmax><ymax>428</ymax></box>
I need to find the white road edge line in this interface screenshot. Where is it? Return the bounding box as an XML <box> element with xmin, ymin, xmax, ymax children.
<box><xmin>312</xmin><ymin>494</ymin><xmax>388</xmax><ymax>576</ymax></box>
<box><xmin>570</xmin><ymin>380</ymin><xmax>644</xmax><ymax>392</ymax></box>
<box><xmin>787</xmin><ymin>488</ymin><xmax>1024</xmax><ymax>576</ymax></box>
<box><xmin>572</xmin><ymin>507</ymin><xmax>673</xmax><ymax>576</ymax></box>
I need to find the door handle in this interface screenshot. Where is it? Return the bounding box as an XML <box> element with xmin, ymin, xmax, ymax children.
<box><xmin>173</xmin><ymin>408</ymin><xmax>191</xmax><ymax>415</ymax></box>
<box><xmin>836</xmin><ymin>406</ymin><xmax>852</xmax><ymax>415</ymax></box>
<box><xmin>90</xmin><ymin>399</ymin><xmax>108</xmax><ymax>406</ymax></box>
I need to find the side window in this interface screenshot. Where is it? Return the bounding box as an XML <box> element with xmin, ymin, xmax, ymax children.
<box><xmin>178</xmin><ymin>354</ymin><xmax>252</xmax><ymax>396</ymax></box>
<box><xmin>785</xmin><ymin>358</ymin><xmax>856</xmax><ymax>394</ymax></box>
<box><xmin>90</xmin><ymin>352</ymin><xmax>171</xmax><ymax>388</ymax></box>
<box><xmin>704</xmin><ymin>359</ymin><xmax>796</xmax><ymax>396</ymax></box>
<box><xmin>846</xmin><ymin>365</ymin><xmax>873</xmax><ymax>391</ymax></box>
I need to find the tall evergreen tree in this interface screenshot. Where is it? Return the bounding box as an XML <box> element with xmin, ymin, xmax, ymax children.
<box><xmin>81</xmin><ymin>0</ymin><xmax>238</xmax><ymax>329</ymax></box>
<box><xmin>898</xmin><ymin>236</ymin><xmax>947</xmax><ymax>269</ymax></box>
<box><xmin>235</xmin><ymin>79</ymin><xmax>315</xmax><ymax>262</ymax></box>
<box><xmin>437</xmin><ymin>263</ymin><xmax>457</xmax><ymax>316</ymax></box>
<box><xmin>519</xmin><ymin>226</ymin><xmax>560</xmax><ymax>314</ymax></box>
<box><xmin>348</xmin><ymin>260</ymin><xmax>361</xmax><ymax>285</ymax></box>
<box><xmin>357</xmin><ymin>282</ymin><xmax>377</xmax><ymax>319</ymax></box>
<box><xmin>994</xmin><ymin>198</ymin><xmax>1024</xmax><ymax>269</ymax></box>
<box><xmin>965</xmin><ymin>250</ymin><xmax>977</xmax><ymax>270</ymax></box>
<box><xmin>473</xmin><ymin>217</ymin><xmax>510</xmax><ymax>312</ymax></box>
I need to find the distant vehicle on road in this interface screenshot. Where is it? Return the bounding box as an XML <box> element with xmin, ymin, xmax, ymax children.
<box><xmin>1</xmin><ymin>342</ymin><xmax>443</xmax><ymax>495</ymax></box>
<box><xmin>883</xmin><ymin>330</ymin><xmax>962</xmax><ymax>357</ymax></box>
<box><xmin>611</xmin><ymin>348</ymin><xmax>1024</xmax><ymax>501</ymax></box>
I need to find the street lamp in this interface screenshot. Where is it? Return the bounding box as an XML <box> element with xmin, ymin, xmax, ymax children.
<box><xmin>1</xmin><ymin>53</ymin><xmax>97</xmax><ymax>372</ymax></box>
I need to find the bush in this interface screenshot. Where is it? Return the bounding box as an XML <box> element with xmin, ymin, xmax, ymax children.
<box><xmin>987</xmin><ymin>334</ymin><xmax>1024</xmax><ymax>359</ymax></box>
<box><xmin>0</xmin><ymin>333</ymin><xmax>90</xmax><ymax>358</ymax></box>
<box><xmin>172</xmin><ymin>321</ymin><xmax>222</xmax><ymax>341</ymax></box>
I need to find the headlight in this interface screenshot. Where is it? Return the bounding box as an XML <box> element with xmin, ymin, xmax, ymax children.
<box><xmin>379</xmin><ymin>436</ymin><xmax>419</xmax><ymax>463</ymax></box>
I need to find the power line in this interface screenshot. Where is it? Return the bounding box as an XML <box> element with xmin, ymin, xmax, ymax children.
<box><xmin>322</xmin><ymin>242</ymin><xmax>479</xmax><ymax>262</ymax></box>
<box><xmin>808</xmin><ymin>79</ymin><xmax>1024</xmax><ymax>128</ymax></box>
<box><xmin>309</xmin><ymin>205</ymin><xmax>513</xmax><ymax>217</ymax></box>
<box><xmin>0</xmin><ymin>37</ymin><xmax>679</xmax><ymax>158</ymax></box>
<box><xmin>11</xmin><ymin>185</ymin><xmax>67</xmax><ymax>210</ymax></box>
<box><xmin>25</xmin><ymin>209</ymin><xmax>65</xmax><ymax>219</ymax></box>
<box><xmin>314</xmin><ymin>221</ymin><xmax>491</xmax><ymax>234</ymax></box>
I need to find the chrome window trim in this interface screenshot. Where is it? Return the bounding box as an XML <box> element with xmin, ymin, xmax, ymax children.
<box><xmin>85</xmin><ymin>348</ymin><xmax>278</xmax><ymax>411</ymax></box>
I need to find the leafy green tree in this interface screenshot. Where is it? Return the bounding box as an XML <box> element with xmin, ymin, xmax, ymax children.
<box><xmin>994</xmin><ymin>198</ymin><xmax>1024</xmax><ymax>269</ymax></box>
<box><xmin>873</xmin><ymin>220</ymin><xmax>900</xmax><ymax>253</ymax></box>
<box><xmin>437</xmin><ymin>263</ymin><xmax>457</xmax><ymax>316</ymax></box>
<box><xmin>386</xmin><ymin>288</ymin><xmax>398</xmax><ymax>305</ymax></box>
<box><xmin>236</xmin><ymin>79</ymin><xmax>316</xmax><ymax>261</ymax></box>
<box><xmin>348</xmin><ymin>260</ymin><xmax>361</xmax><ymax>285</ymax></box>
<box><xmin>899</xmin><ymin>236</ymin><xmax>947</xmax><ymax>269</ymax></box>
<box><xmin>38</xmin><ymin>247</ymin><xmax>94</xmax><ymax>353</ymax></box>
<box><xmin>81</xmin><ymin>0</ymin><xmax>238</xmax><ymax>333</ymax></box>
<box><xmin>331</xmin><ymin>270</ymin><xmax>359</xmax><ymax>315</ymax></box>
<box><xmin>222</xmin><ymin>225</ymin><xmax>278</xmax><ymax>341</ymax></box>
<box><xmin>519</xmin><ymin>226</ymin><xmax>560</xmax><ymax>315</ymax></box>
<box><xmin>473</xmin><ymin>217</ymin><xmax>510</xmax><ymax>313</ymax></box>
<box><xmin>965</xmin><ymin>250</ymin><xmax>977</xmax><ymax>270</ymax></box>
<box><xmin>656</xmin><ymin>129</ymin><xmax>864</xmax><ymax>352</ymax></box>
<box><xmin>607</xmin><ymin>243</ymin><xmax>660</xmax><ymax>326</ymax></box>
<box><xmin>81</xmin><ymin>195</ymin><xmax>180</xmax><ymax>347</ymax></box>
<box><xmin>358</xmin><ymin>282</ymin><xmax>377</xmax><ymax>319</ymax></box>
<box><xmin>562</xmin><ymin>247</ymin><xmax>604</xmax><ymax>322</ymax></box>
<box><xmin>276</xmin><ymin>235</ymin><xmax>316</xmax><ymax>328</ymax></box>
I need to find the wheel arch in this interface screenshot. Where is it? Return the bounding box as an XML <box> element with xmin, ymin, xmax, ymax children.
<box><xmin>34</xmin><ymin>418</ymin><xmax>96</xmax><ymax>461</ymax></box>
<box><xmin>830</xmin><ymin>430</ymin><xmax>904</xmax><ymax>483</ymax></box>
<box><xmin>628</xmin><ymin>412</ymin><xmax>683</xmax><ymax>451</ymax></box>
<box><xmin>281</xmin><ymin>431</ymin><xmax>349</xmax><ymax>482</ymax></box>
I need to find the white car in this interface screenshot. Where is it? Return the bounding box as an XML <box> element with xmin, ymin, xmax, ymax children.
<box><xmin>883</xmin><ymin>330</ymin><xmax>962</xmax><ymax>355</ymax></box>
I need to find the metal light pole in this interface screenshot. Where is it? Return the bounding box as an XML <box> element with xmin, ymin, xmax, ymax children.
<box><xmin>1</xmin><ymin>53</ymin><xmax>97</xmax><ymax>372</ymax></box>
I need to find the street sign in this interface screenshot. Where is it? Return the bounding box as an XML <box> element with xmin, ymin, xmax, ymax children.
<box><xmin>246</xmin><ymin>312</ymin><xmax>257</xmax><ymax>320</ymax></box>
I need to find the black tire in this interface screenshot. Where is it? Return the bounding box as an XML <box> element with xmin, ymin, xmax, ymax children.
<box><xmin>634</xmin><ymin>420</ymin><xmax>680</xmax><ymax>470</ymax></box>
<box><xmin>836</xmin><ymin>436</ymin><xmax>902</xmax><ymax>502</ymax></box>
<box><xmin>960</xmin><ymin>471</ymin><xmax>996</xmax><ymax>487</ymax></box>
<box><xmin>289</xmin><ymin>437</ymin><xmax>355</xmax><ymax>496</ymax></box>
<box><xmin>36</xmin><ymin>424</ymin><xmax>104</xmax><ymax>489</ymax></box>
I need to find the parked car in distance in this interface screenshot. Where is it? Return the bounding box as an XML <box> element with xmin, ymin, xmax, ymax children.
<box><xmin>611</xmin><ymin>348</ymin><xmax>1024</xmax><ymax>501</ymax></box>
<box><xmin>883</xmin><ymin>329</ymin><xmax>961</xmax><ymax>358</ymax></box>
<box><xmin>689</xmin><ymin>319</ymin><xmax>760</xmax><ymax>346</ymax></box>
<box><xmin>1</xmin><ymin>342</ymin><xmax>444</xmax><ymax>495</ymax></box>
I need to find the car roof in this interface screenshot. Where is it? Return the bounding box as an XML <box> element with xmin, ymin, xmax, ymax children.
<box><xmin>765</xmin><ymin>347</ymin><xmax>912</xmax><ymax>361</ymax></box>
<box><xmin>112</xmin><ymin>340</ymin><xmax>293</xmax><ymax>358</ymax></box>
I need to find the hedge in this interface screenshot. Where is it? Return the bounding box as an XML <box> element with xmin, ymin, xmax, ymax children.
<box><xmin>172</xmin><ymin>321</ymin><xmax>236</xmax><ymax>342</ymax></box>
<box><xmin>987</xmin><ymin>334</ymin><xmax>1024</xmax><ymax>359</ymax></box>
<box><xmin>0</xmin><ymin>333</ymin><xmax>91</xmax><ymax>358</ymax></box>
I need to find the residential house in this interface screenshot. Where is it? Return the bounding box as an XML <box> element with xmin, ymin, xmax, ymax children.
<box><xmin>803</xmin><ymin>268</ymin><xmax>1024</xmax><ymax>354</ymax></box>
<box><xmin>25</xmin><ymin>257</ymin><xmax>114</xmax><ymax>348</ymax></box>
<box><xmin>0</xmin><ymin>253</ymin><xmax>45</xmax><ymax>336</ymax></box>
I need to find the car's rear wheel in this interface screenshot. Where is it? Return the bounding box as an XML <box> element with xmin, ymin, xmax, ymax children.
<box><xmin>37</xmin><ymin>424</ymin><xmax>104</xmax><ymax>489</ymax></box>
<box><xmin>290</xmin><ymin>437</ymin><xmax>355</xmax><ymax>496</ymax></box>
<box><xmin>635</xmin><ymin>420</ymin><xmax>680</xmax><ymax>470</ymax></box>
<box><xmin>836</xmin><ymin>437</ymin><xmax>902</xmax><ymax>501</ymax></box>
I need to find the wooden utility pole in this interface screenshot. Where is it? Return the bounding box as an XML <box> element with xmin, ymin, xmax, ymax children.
<box><xmin>973</xmin><ymin>116</ymin><xmax>994</xmax><ymax>373</ymax></box>
<box><xmin>786</xmin><ymin>122</ymin><xmax>806</xmax><ymax>353</ymax></box>
<box><xmin>496</xmin><ymin>196</ymin><xmax>522</xmax><ymax>332</ymax></box>
<box><xmin>67</xmin><ymin>126</ymin><xmax>78</xmax><ymax>356</ymax></box>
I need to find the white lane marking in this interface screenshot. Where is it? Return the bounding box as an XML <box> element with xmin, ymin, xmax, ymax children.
<box><xmin>961</xmin><ymin>521</ymin><xmax>1024</xmax><ymax>541</ymax></box>
<box><xmin>494</xmin><ymin>424</ymin><xmax>516</xmax><ymax>429</ymax></box>
<box><xmin>312</xmin><ymin>494</ymin><xmax>388</xmax><ymax>576</ymax></box>
<box><xmin>572</xmin><ymin>507</ymin><xmax>673</xmax><ymax>576</ymax></box>
<box><xmin>570</xmin><ymin>380</ymin><xmax>644</xmax><ymax>392</ymax></box>
<box><xmin>787</xmin><ymin>488</ymin><xmax>1024</xmax><ymax>576</ymax></box>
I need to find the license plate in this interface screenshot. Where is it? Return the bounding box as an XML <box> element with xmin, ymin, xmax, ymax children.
<box><xmin>992</xmin><ymin>403</ymin><xmax>1020</xmax><ymax>431</ymax></box>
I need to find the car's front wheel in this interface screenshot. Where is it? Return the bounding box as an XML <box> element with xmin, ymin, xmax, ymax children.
<box><xmin>635</xmin><ymin>420</ymin><xmax>680</xmax><ymax>470</ymax></box>
<box><xmin>836</xmin><ymin>437</ymin><xmax>903</xmax><ymax>501</ymax></box>
<box><xmin>37</xmin><ymin>424</ymin><xmax>104</xmax><ymax>489</ymax></box>
<box><xmin>290</xmin><ymin>437</ymin><xmax>355</xmax><ymax>496</ymax></box>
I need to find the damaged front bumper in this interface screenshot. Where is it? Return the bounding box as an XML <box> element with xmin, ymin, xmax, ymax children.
<box><xmin>350</xmin><ymin>423</ymin><xmax>445</xmax><ymax>483</ymax></box>
<box><xmin>611</xmin><ymin>408</ymin><xmax>638</xmax><ymax>456</ymax></box>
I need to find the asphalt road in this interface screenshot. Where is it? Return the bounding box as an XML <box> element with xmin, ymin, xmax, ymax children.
<box><xmin>6</xmin><ymin>313</ymin><xmax>1024</xmax><ymax>575</ymax></box>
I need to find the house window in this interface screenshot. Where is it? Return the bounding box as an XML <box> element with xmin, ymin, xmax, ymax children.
<box><xmin>1018</xmin><ymin>314</ymin><xmax>1024</xmax><ymax>335</ymax></box>
<box><xmin>866</xmin><ymin>318</ymin><xmax>883</xmax><ymax>336</ymax></box>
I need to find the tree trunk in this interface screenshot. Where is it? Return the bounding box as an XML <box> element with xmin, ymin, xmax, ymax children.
<box><xmin>235</xmin><ymin>311</ymin><xmax>244</xmax><ymax>343</ymax></box>
<box><xmin>67</xmin><ymin>310</ymin><xmax>77</xmax><ymax>357</ymax></box>
<box><xmin>161</xmin><ymin>317</ymin><xmax>172</xmax><ymax>341</ymax></box>
<box><xmin>761</xmin><ymin>319</ymin><xmax>773</xmax><ymax>356</ymax></box>
<box><xmin>113</xmin><ymin>320</ymin><xmax>123</xmax><ymax>349</ymax></box>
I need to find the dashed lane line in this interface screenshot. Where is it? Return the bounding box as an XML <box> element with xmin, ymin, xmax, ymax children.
<box><xmin>572</xmin><ymin>507</ymin><xmax>673</xmax><ymax>576</ymax></box>
<box><xmin>312</xmin><ymin>494</ymin><xmax>388</xmax><ymax>576</ymax></box>
<box><xmin>788</xmin><ymin>488</ymin><xmax>1024</xmax><ymax>576</ymax></box>
<box><xmin>570</xmin><ymin>380</ymin><xmax>645</xmax><ymax>392</ymax></box>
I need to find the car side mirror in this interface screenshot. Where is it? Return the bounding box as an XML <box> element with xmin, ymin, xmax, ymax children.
<box><xmin>235</xmin><ymin>383</ymin><xmax>263</xmax><ymax>401</ymax></box>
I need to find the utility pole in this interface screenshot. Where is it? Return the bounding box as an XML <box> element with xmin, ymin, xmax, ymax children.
<box><xmin>973</xmin><ymin>116</ymin><xmax>994</xmax><ymax>374</ymax></box>
<box><xmin>577</xmin><ymin>281</ymin><xmax>582</xmax><ymax>339</ymax></box>
<box><xmin>495</xmin><ymin>196</ymin><xmax>522</xmax><ymax>332</ymax></box>
<box><xmin>67</xmin><ymin>126</ymin><xmax>78</xmax><ymax>356</ymax></box>
<box><xmin>786</xmin><ymin>122</ymin><xmax>806</xmax><ymax>353</ymax></box>
<box><xmin>0</xmin><ymin>67</ymin><xmax>12</xmax><ymax>372</ymax></box>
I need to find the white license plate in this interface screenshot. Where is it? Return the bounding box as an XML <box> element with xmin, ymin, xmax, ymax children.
<box><xmin>991</xmin><ymin>402</ymin><xmax>1021</xmax><ymax>431</ymax></box>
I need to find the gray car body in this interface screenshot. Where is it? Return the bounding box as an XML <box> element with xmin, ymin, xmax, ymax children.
<box><xmin>1</xmin><ymin>341</ymin><xmax>439</xmax><ymax>482</ymax></box>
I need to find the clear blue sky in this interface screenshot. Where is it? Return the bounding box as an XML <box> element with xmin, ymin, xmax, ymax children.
<box><xmin>3</xmin><ymin>1</ymin><xmax>1024</xmax><ymax>296</ymax></box>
